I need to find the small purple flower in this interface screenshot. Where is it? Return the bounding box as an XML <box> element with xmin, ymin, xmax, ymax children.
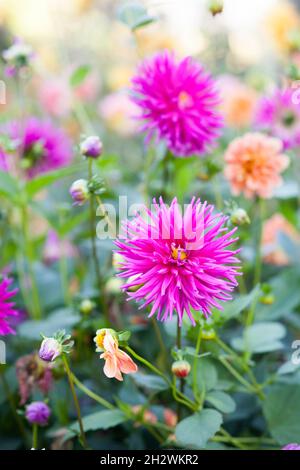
<box><xmin>4</xmin><ymin>117</ymin><xmax>72</xmax><ymax>179</ymax></box>
<box><xmin>80</xmin><ymin>136</ymin><xmax>103</xmax><ymax>159</ymax></box>
<box><xmin>255</xmin><ymin>88</ymin><xmax>300</xmax><ymax>150</ymax></box>
<box><xmin>25</xmin><ymin>402</ymin><xmax>51</xmax><ymax>426</ymax></box>
<box><xmin>39</xmin><ymin>337</ymin><xmax>62</xmax><ymax>362</ymax></box>
<box><xmin>282</xmin><ymin>443</ymin><xmax>300</xmax><ymax>450</ymax></box>
<box><xmin>69</xmin><ymin>179</ymin><xmax>89</xmax><ymax>206</ymax></box>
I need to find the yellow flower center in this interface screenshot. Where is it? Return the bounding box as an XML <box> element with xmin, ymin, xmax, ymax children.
<box><xmin>171</xmin><ymin>245</ymin><xmax>187</xmax><ymax>261</ymax></box>
<box><xmin>95</xmin><ymin>330</ymin><xmax>106</xmax><ymax>349</ymax></box>
<box><xmin>178</xmin><ymin>91</ymin><xmax>192</xmax><ymax>110</ymax></box>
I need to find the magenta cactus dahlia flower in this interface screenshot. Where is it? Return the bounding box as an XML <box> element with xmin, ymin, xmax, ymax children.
<box><xmin>255</xmin><ymin>88</ymin><xmax>300</xmax><ymax>150</ymax></box>
<box><xmin>115</xmin><ymin>197</ymin><xmax>240</xmax><ymax>325</ymax></box>
<box><xmin>6</xmin><ymin>117</ymin><xmax>72</xmax><ymax>178</ymax></box>
<box><xmin>0</xmin><ymin>277</ymin><xmax>19</xmax><ymax>335</ymax></box>
<box><xmin>131</xmin><ymin>51</ymin><xmax>223</xmax><ymax>157</ymax></box>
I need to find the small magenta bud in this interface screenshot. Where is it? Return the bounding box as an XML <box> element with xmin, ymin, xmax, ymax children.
<box><xmin>39</xmin><ymin>337</ymin><xmax>62</xmax><ymax>362</ymax></box>
<box><xmin>171</xmin><ymin>360</ymin><xmax>191</xmax><ymax>378</ymax></box>
<box><xmin>25</xmin><ymin>401</ymin><xmax>51</xmax><ymax>426</ymax></box>
<box><xmin>80</xmin><ymin>136</ymin><xmax>103</xmax><ymax>159</ymax></box>
<box><xmin>230</xmin><ymin>208</ymin><xmax>250</xmax><ymax>226</ymax></box>
<box><xmin>69</xmin><ymin>179</ymin><xmax>89</xmax><ymax>206</ymax></box>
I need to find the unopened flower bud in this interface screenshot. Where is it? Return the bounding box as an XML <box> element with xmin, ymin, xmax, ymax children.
<box><xmin>171</xmin><ymin>360</ymin><xmax>191</xmax><ymax>378</ymax></box>
<box><xmin>69</xmin><ymin>179</ymin><xmax>89</xmax><ymax>206</ymax></box>
<box><xmin>201</xmin><ymin>329</ymin><xmax>216</xmax><ymax>340</ymax></box>
<box><xmin>3</xmin><ymin>39</ymin><xmax>33</xmax><ymax>70</ymax></box>
<box><xmin>80</xmin><ymin>299</ymin><xmax>95</xmax><ymax>315</ymax></box>
<box><xmin>105</xmin><ymin>278</ymin><xmax>123</xmax><ymax>294</ymax></box>
<box><xmin>163</xmin><ymin>408</ymin><xmax>178</xmax><ymax>428</ymax></box>
<box><xmin>259</xmin><ymin>294</ymin><xmax>275</xmax><ymax>305</ymax></box>
<box><xmin>39</xmin><ymin>337</ymin><xmax>62</xmax><ymax>362</ymax></box>
<box><xmin>80</xmin><ymin>136</ymin><xmax>103</xmax><ymax>159</ymax></box>
<box><xmin>209</xmin><ymin>0</ymin><xmax>223</xmax><ymax>16</ymax></box>
<box><xmin>230</xmin><ymin>208</ymin><xmax>250</xmax><ymax>226</ymax></box>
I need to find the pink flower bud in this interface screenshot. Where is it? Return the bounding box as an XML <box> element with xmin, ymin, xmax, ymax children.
<box><xmin>69</xmin><ymin>179</ymin><xmax>89</xmax><ymax>206</ymax></box>
<box><xmin>39</xmin><ymin>337</ymin><xmax>62</xmax><ymax>362</ymax></box>
<box><xmin>80</xmin><ymin>136</ymin><xmax>103</xmax><ymax>159</ymax></box>
<box><xmin>171</xmin><ymin>360</ymin><xmax>191</xmax><ymax>378</ymax></box>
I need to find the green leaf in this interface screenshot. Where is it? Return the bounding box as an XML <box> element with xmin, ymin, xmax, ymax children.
<box><xmin>25</xmin><ymin>164</ymin><xmax>84</xmax><ymax>197</ymax></box>
<box><xmin>263</xmin><ymin>384</ymin><xmax>300</xmax><ymax>445</ymax></box>
<box><xmin>18</xmin><ymin>308</ymin><xmax>80</xmax><ymax>340</ymax></box>
<box><xmin>206</xmin><ymin>391</ymin><xmax>236</xmax><ymax>414</ymax></box>
<box><xmin>231</xmin><ymin>322</ymin><xmax>287</xmax><ymax>353</ymax></box>
<box><xmin>219</xmin><ymin>285</ymin><xmax>261</xmax><ymax>321</ymax></box>
<box><xmin>132</xmin><ymin>373</ymin><xmax>168</xmax><ymax>392</ymax></box>
<box><xmin>0</xmin><ymin>170</ymin><xmax>20</xmax><ymax>201</ymax></box>
<box><xmin>70</xmin><ymin>65</ymin><xmax>91</xmax><ymax>88</ymax></box>
<box><xmin>175</xmin><ymin>409</ymin><xmax>223</xmax><ymax>449</ymax></box>
<box><xmin>118</xmin><ymin>2</ymin><xmax>156</xmax><ymax>31</ymax></box>
<box><xmin>68</xmin><ymin>409</ymin><xmax>127</xmax><ymax>435</ymax></box>
<box><xmin>257</xmin><ymin>268</ymin><xmax>300</xmax><ymax>321</ymax></box>
<box><xmin>190</xmin><ymin>357</ymin><xmax>218</xmax><ymax>393</ymax></box>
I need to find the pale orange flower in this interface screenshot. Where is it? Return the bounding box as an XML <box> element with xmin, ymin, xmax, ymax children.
<box><xmin>219</xmin><ymin>76</ymin><xmax>257</xmax><ymax>129</ymax></box>
<box><xmin>262</xmin><ymin>213</ymin><xmax>300</xmax><ymax>265</ymax></box>
<box><xmin>266</xmin><ymin>2</ymin><xmax>300</xmax><ymax>54</ymax></box>
<box><xmin>224</xmin><ymin>133</ymin><xmax>289</xmax><ymax>199</ymax></box>
<box><xmin>97</xmin><ymin>330</ymin><xmax>138</xmax><ymax>382</ymax></box>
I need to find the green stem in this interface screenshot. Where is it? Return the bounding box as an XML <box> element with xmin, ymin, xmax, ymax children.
<box><xmin>125</xmin><ymin>346</ymin><xmax>195</xmax><ymax>411</ymax></box>
<box><xmin>192</xmin><ymin>324</ymin><xmax>202</xmax><ymax>404</ymax></box>
<box><xmin>212</xmin><ymin>174</ymin><xmax>222</xmax><ymax>210</ymax></box>
<box><xmin>62</xmin><ymin>355</ymin><xmax>88</xmax><ymax>449</ymax></box>
<box><xmin>88</xmin><ymin>159</ymin><xmax>109</xmax><ymax>324</ymax></box>
<box><xmin>176</xmin><ymin>320</ymin><xmax>184</xmax><ymax>421</ymax></box>
<box><xmin>218</xmin><ymin>357</ymin><xmax>258</xmax><ymax>395</ymax></box>
<box><xmin>151</xmin><ymin>317</ymin><xmax>168</xmax><ymax>372</ymax></box>
<box><xmin>59</xmin><ymin>251</ymin><xmax>71</xmax><ymax>305</ymax></box>
<box><xmin>0</xmin><ymin>369</ymin><xmax>28</xmax><ymax>444</ymax></box>
<box><xmin>161</xmin><ymin>152</ymin><xmax>170</xmax><ymax>200</ymax></box>
<box><xmin>20</xmin><ymin>204</ymin><xmax>41</xmax><ymax>319</ymax></box>
<box><xmin>32</xmin><ymin>423</ymin><xmax>38</xmax><ymax>449</ymax></box>
<box><xmin>218</xmin><ymin>428</ymin><xmax>251</xmax><ymax>450</ymax></box>
<box><xmin>215</xmin><ymin>337</ymin><xmax>265</xmax><ymax>399</ymax></box>
<box><xmin>246</xmin><ymin>198</ymin><xmax>264</xmax><ymax>327</ymax></box>
<box><xmin>70</xmin><ymin>372</ymin><xmax>114</xmax><ymax>410</ymax></box>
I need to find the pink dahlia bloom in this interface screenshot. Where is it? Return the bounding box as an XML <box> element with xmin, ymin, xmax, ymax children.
<box><xmin>224</xmin><ymin>132</ymin><xmax>289</xmax><ymax>199</ymax></box>
<box><xmin>131</xmin><ymin>51</ymin><xmax>223</xmax><ymax>157</ymax></box>
<box><xmin>115</xmin><ymin>197</ymin><xmax>240</xmax><ymax>325</ymax></box>
<box><xmin>255</xmin><ymin>88</ymin><xmax>300</xmax><ymax>150</ymax></box>
<box><xmin>6</xmin><ymin>117</ymin><xmax>72</xmax><ymax>178</ymax></box>
<box><xmin>0</xmin><ymin>277</ymin><xmax>19</xmax><ymax>336</ymax></box>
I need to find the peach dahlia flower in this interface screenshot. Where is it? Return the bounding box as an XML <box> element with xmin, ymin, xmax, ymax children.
<box><xmin>94</xmin><ymin>329</ymin><xmax>138</xmax><ymax>381</ymax></box>
<box><xmin>224</xmin><ymin>133</ymin><xmax>289</xmax><ymax>199</ymax></box>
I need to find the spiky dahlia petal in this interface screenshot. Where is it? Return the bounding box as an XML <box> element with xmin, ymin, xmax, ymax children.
<box><xmin>0</xmin><ymin>277</ymin><xmax>19</xmax><ymax>336</ymax></box>
<box><xmin>131</xmin><ymin>51</ymin><xmax>223</xmax><ymax>157</ymax></box>
<box><xmin>115</xmin><ymin>197</ymin><xmax>240</xmax><ymax>325</ymax></box>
